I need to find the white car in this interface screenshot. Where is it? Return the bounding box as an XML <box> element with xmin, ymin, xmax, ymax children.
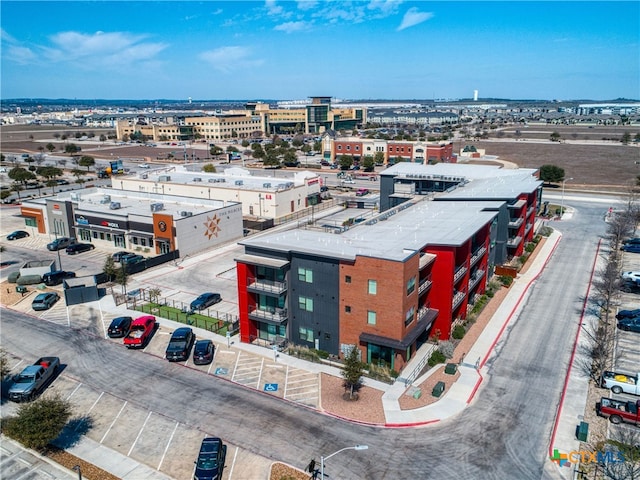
<box><xmin>139</xmin><ymin>163</ymin><xmax>150</xmax><ymax>169</ymax></box>
<box><xmin>621</xmin><ymin>271</ymin><xmax>640</xmax><ymax>282</ymax></box>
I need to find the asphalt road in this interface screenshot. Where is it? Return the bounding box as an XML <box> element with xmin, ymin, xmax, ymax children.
<box><xmin>1</xmin><ymin>198</ymin><xmax>617</xmax><ymax>479</ymax></box>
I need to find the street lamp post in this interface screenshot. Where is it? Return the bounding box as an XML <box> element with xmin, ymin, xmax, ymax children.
<box><xmin>320</xmin><ymin>444</ymin><xmax>368</xmax><ymax>479</ymax></box>
<box><xmin>559</xmin><ymin>177</ymin><xmax>573</xmax><ymax>220</ymax></box>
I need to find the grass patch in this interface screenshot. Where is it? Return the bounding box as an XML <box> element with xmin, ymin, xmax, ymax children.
<box><xmin>135</xmin><ymin>302</ymin><xmax>230</xmax><ymax>334</ymax></box>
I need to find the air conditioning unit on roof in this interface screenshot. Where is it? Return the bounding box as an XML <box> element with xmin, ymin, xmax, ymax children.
<box><xmin>193</xmin><ymin>177</ymin><xmax>202</xmax><ymax>182</ymax></box>
<box><xmin>179</xmin><ymin>211</ymin><xmax>193</xmax><ymax>217</ymax></box>
<box><xmin>235</xmin><ymin>180</ymin><xmax>243</xmax><ymax>186</ymax></box>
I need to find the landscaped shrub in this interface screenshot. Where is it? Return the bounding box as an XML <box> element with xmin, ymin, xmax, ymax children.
<box><xmin>452</xmin><ymin>325</ymin><xmax>466</xmax><ymax>340</ymax></box>
<box><xmin>428</xmin><ymin>349</ymin><xmax>446</xmax><ymax>367</ymax></box>
<box><xmin>16</xmin><ymin>275</ymin><xmax>43</xmax><ymax>285</ymax></box>
<box><xmin>539</xmin><ymin>226</ymin><xmax>553</xmax><ymax>237</ymax></box>
<box><xmin>8</xmin><ymin>271</ymin><xmax>20</xmax><ymax>283</ymax></box>
<box><xmin>498</xmin><ymin>275</ymin><xmax>514</xmax><ymax>287</ymax></box>
<box><xmin>525</xmin><ymin>242</ymin><xmax>536</xmax><ymax>253</ymax></box>
<box><xmin>439</xmin><ymin>341</ymin><xmax>455</xmax><ymax>359</ymax></box>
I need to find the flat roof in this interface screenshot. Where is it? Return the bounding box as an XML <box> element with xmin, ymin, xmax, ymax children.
<box><xmin>241</xmin><ymin>200</ymin><xmax>500</xmax><ymax>262</ymax></box>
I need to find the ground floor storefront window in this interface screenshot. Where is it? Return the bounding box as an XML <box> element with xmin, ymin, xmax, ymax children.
<box><xmin>367</xmin><ymin>343</ymin><xmax>394</xmax><ymax>370</ymax></box>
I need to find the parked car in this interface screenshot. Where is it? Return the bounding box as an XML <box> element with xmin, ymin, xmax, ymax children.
<box><xmin>7</xmin><ymin>230</ymin><xmax>29</xmax><ymax>240</ymax></box>
<box><xmin>621</xmin><ymin>243</ymin><xmax>640</xmax><ymax>253</ymax></box>
<box><xmin>32</xmin><ymin>292</ymin><xmax>60</xmax><ymax>311</ymax></box>
<box><xmin>618</xmin><ymin>317</ymin><xmax>640</xmax><ymax>333</ymax></box>
<box><xmin>623</xmin><ymin>237</ymin><xmax>640</xmax><ymax>246</ymax></box>
<box><xmin>190</xmin><ymin>292</ymin><xmax>222</xmax><ymax>312</ymax></box>
<box><xmin>621</xmin><ymin>280</ymin><xmax>640</xmax><ymax>294</ymax></box>
<box><xmin>123</xmin><ymin>315</ymin><xmax>157</xmax><ymax>348</ymax></box>
<box><xmin>139</xmin><ymin>163</ymin><xmax>150</xmax><ymax>169</ymax></box>
<box><xmin>121</xmin><ymin>254</ymin><xmax>144</xmax><ymax>265</ymax></box>
<box><xmin>66</xmin><ymin>243</ymin><xmax>95</xmax><ymax>255</ymax></box>
<box><xmin>193</xmin><ymin>339</ymin><xmax>215</xmax><ymax>365</ymax></box>
<box><xmin>616</xmin><ymin>308</ymin><xmax>640</xmax><ymax>320</ymax></box>
<box><xmin>107</xmin><ymin>316</ymin><xmax>133</xmax><ymax>338</ymax></box>
<box><xmin>194</xmin><ymin>437</ymin><xmax>226</xmax><ymax>480</ymax></box>
<box><xmin>165</xmin><ymin>327</ymin><xmax>195</xmax><ymax>362</ymax></box>
<box><xmin>47</xmin><ymin>237</ymin><xmax>75</xmax><ymax>251</ymax></box>
<box><xmin>621</xmin><ymin>271</ymin><xmax>640</xmax><ymax>283</ymax></box>
<box><xmin>112</xmin><ymin>251</ymin><xmax>133</xmax><ymax>262</ymax></box>
<box><xmin>355</xmin><ymin>188</ymin><xmax>370</xmax><ymax>196</ymax></box>
<box><xmin>42</xmin><ymin>270</ymin><xmax>76</xmax><ymax>286</ymax></box>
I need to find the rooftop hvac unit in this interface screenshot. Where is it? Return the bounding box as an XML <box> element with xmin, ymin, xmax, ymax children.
<box><xmin>235</xmin><ymin>180</ymin><xmax>243</xmax><ymax>186</ymax></box>
<box><xmin>263</xmin><ymin>183</ymin><xmax>271</xmax><ymax>188</ymax></box>
<box><xmin>141</xmin><ymin>173</ymin><xmax>148</xmax><ymax>179</ymax></box>
<box><xmin>193</xmin><ymin>177</ymin><xmax>202</xmax><ymax>182</ymax></box>
<box><xmin>109</xmin><ymin>202</ymin><xmax>121</xmax><ymax>210</ymax></box>
<box><xmin>150</xmin><ymin>202</ymin><xmax>164</xmax><ymax>212</ymax></box>
<box><xmin>208</xmin><ymin>178</ymin><xmax>216</xmax><ymax>183</ymax></box>
<box><xmin>70</xmin><ymin>192</ymin><xmax>80</xmax><ymax>201</ymax></box>
<box><xmin>100</xmin><ymin>195</ymin><xmax>111</xmax><ymax>204</ymax></box>
<box><xmin>179</xmin><ymin>211</ymin><xmax>193</xmax><ymax>217</ymax></box>
<box><xmin>158</xmin><ymin>175</ymin><xmax>171</xmax><ymax>182</ymax></box>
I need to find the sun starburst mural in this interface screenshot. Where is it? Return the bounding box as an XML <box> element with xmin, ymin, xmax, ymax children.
<box><xmin>203</xmin><ymin>215</ymin><xmax>221</xmax><ymax>240</ymax></box>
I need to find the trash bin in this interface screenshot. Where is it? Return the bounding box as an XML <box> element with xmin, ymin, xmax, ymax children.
<box><xmin>576</xmin><ymin>421</ymin><xmax>589</xmax><ymax>442</ymax></box>
<box><xmin>432</xmin><ymin>381</ymin><xmax>445</xmax><ymax>398</ymax></box>
<box><xmin>16</xmin><ymin>285</ymin><xmax>27</xmax><ymax>294</ymax></box>
<box><xmin>445</xmin><ymin>363</ymin><xmax>458</xmax><ymax>375</ymax></box>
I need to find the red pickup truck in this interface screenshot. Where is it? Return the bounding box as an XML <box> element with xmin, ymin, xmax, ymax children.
<box><xmin>123</xmin><ymin>315</ymin><xmax>156</xmax><ymax>349</ymax></box>
<box><xmin>596</xmin><ymin>397</ymin><xmax>640</xmax><ymax>426</ymax></box>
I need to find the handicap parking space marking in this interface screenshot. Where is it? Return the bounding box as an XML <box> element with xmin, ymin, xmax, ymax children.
<box><xmin>215</xmin><ymin>367</ymin><xmax>228</xmax><ymax>375</ymax></box>
<box><xmin>264</xmin><ymin>383</ymin><xmax>278</xmax><ymax>392</ymax></box>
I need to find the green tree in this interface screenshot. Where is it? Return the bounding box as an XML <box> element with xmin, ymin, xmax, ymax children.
<box><xmin>202</xmin><ymin>163</ymin><xmax>216</xmax><ymax>173</ymax></box>
<box><xmin>621</xmin><ymin>132</ymin><xmax>631</xmax><ymax>145</ymax></box>
<box><xmin>99</xmin><ymin>134</ymin><xmax>107</xmax><ymax>142</ymax></box>
<box><xmin>1</xmin><ymin>395</ymin><xmax>72</xmax><ymax>451</ymax></box>
<box><xmin>341</xmin><ymin>346</ymin><xmax>364</xmax><ymax>401</ymax></box>
<box><xmin>103</xmin><ymin>255</ymin><xmax>117</xmax><ymax>282</ymax></box>
<box><xmin>71</xmin><ymin>168</ymin><xmax>85</xmax><ymax>183</ymax></box>
<box><xmin>209</xmin><ymin>145</ymin><xmax>223</xmax><ymax>158</ymax></box>
<box><xmin>282</xmin><ymin>150</ymin><xmax>298</xmax><ymax>166</ymax></box>
<box><xmin>339</xmin><ymin>155</ymin><xmax>354</xmax><ymax>171</ymax></box>
<box><xmin>373</xmin><ymin>151</ymin><xmax>385</xmax><ymax>166</ymax></box>
<box><xmin>539</xmin><ymin>164</ymin><xmax>565</xmax><ymax>184</ymax></box>
<box><xmin>78</xmin><ymin>155</ymin><xmax>95</xmax><ymax>171</ymax></box>
<box><xmin>361</xmin><ymin>156</ymin><xmax>375</xmax><ymax>172</ymax></box>
<box><xmin>550</xmin><ymin>131</ymin><xmax>561</xmax><ymax>142</ymax></box>
<box><xmin>115</xmin><ymin>265</ymin><xmax>128</xmax><ymax>294</ymax></box>
<box><xmin>8</xmin><ymin>167</ymin><xmax>36</xmax><ymax>190</ymax></box>
<box><xmin>64</xmin><ymin>143</ymin><xmax>80</xmax><ymax>154</ymax></box>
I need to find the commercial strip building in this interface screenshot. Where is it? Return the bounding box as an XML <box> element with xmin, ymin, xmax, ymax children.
<box><xmin>20</xmin><ymin>187</ymin><xmax>243</xmax><ymax>257</ymax></box>
<box><xmin>111</xmin><ymin>166</ymin><xmax>323</xmax><ymax>221</ymax></box>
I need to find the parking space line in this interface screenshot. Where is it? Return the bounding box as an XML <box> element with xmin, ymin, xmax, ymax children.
<box><xmin>100</xmin><ymin>400</ymin><xmax>127</xmax><ymax>444</ymax></box>
<box><xmin>232</xmin><ymin>352</ymin><xmax>242</xmax><ymax>379</ymax></box>
<box><xmin>127</xmin><ymin>411</ymin><xmax>152</xmax><ymax>456</ymax></box>
<box><xmin>227</xmin><ymin>445</ymin><xmax>239</xmax><ymax>480</ymax></box>
<box><xmin>15</xmin><ymin>465</ymin><xmax>39</xmax><ymax>480</ymax></box>
<box><xmin>76</xmin><ymin>392</ymin><xmax>104</xmax><ymax>432</ymax></box>
<box><xmin>207</xmin><ymin>359</ymin><xmax>215</xmax><ymax>375</ymax></box>
<box><xmin>65</xmin><ymin>383</ymin><xmax>82</xmax><ymax>401</ymax></box>
<box><xmin>284</xmin><ymin>366</ymin><xmax>289</xmax><ymax>398</ymax></box>
<box><xmin>157</xmin><ymin>421</ymin><xmax>179</xmax><ymax>471</ymax></box>
<box><xmin>256</xmin><ymin>358</ymin><xmax>264</xmax><ymax>389</ymax></box>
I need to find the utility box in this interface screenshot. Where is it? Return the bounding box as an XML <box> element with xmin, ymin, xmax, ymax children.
<box><xmin>432</xmin><ymin>381</ymin><xmax>445</xmax><ymax>398</ymax></box>
<box><xmin>576</xmin><ymin>421</ymin><xmax>589</xmax><ymax>442</ymax></box>
<box><xmin>445</xmin><ymin>363</ymin><xmax>458</xmax><ymax>375</ymax></box>
<box><xmin>16</xmin><ymin>285</ymin><xmax>27</xmax><ymax>294</ymax></box>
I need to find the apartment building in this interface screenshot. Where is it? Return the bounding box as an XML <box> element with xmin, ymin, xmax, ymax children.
<box><xmin>235</xmin><ymin>200</ymin><xmax>502</xmax><ymax>372</ymax></box>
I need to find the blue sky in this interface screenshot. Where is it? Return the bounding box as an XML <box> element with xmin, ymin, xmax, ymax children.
<box><xmin>1</xmin><ymin>1</ymin><xmax>638</xmax><ymax>101</ymax></box>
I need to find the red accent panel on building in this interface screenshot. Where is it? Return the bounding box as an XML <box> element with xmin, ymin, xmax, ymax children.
<box><xmin>425</xmin><ymin>246</ymin><xmax>455</xmax><ymax>340</ymax></box>
<box><xmin>236</xmin><ymin>262</ymin><xmax>255</xmax><ymax>343</ymax></box>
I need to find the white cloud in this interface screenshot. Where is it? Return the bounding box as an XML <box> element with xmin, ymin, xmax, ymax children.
<box><xmin>198</xmin><ymin>45</ymin><xmax>264</xmax><ymax>73</ymax></box>
<box><xmin>274</xmin><ymin>21</ymin><xmax>309</xmax><ymax>33</ymax></box>
<box><xmin>296</xmin><ymin>0</ymin><xmax>317</xmax><ymax>10</ymax></box>
<box><xmin>397</xmin><ymin>7</ymin><xmax>433</xmax><ymax>31</ymax></box>
<box><xmin>5</xmin><ymin>45</ymin><xmax>37</xmax><ymax>65</ymax></box>
<box><xmin>368</xmin><ymin>0</ymin><xmax>403</xmax><ymax>16</ymax></box>
<box><xmin>265</xmin><ymin>0</ymin><xmax>283</xmax><ymax>16</ymax></box>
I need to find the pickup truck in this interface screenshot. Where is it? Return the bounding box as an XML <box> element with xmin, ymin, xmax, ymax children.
<box><xmin>601</xmin><ymin>370</ymin><xmax>640</xmax><ymax>396</ymax></box>
<box><xmin>8</xmin><ymin>357</ymin><xmax>60</xmax><ymax>402</ymax></box>
<box><xmin>597</xmin><ymin>397</ymin><xmax>640</xmax><ymax>426</ymax></box>
<box><xmin>123</xmin><ymin>315</ymin><xmax>156</xmax><ymax>349</ymax></box>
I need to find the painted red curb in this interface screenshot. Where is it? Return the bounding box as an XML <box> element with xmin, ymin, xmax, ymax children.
<box><xmin>548</xmin><ymin>238</ymin><xmax>601</xmax><ymax>459</ymax></box>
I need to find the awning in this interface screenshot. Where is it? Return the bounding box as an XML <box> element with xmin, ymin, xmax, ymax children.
<box><xmin>359</xmin><ymin>310</ymin><xmax>438</xmax><ymax>350</ymax></box>
<box><xmin>235</xmin><ymin>254</ymin><xmax>289</xmax><ymax>269</ymax></box>
<box><xmin>75</xmin><ymin>225</ymin><xmax>125</xmax><ymax>234</ymax></box>
<box><xmin>127</xmin><ymin>230</ymin><xmax>154</xmax><ymax>239</ymax></box>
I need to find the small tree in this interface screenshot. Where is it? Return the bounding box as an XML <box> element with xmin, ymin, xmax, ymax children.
<box><xmin>148</xmin><ymin>287</ymin><xmax>161</xmax><ymax>304</ymax></box>
<box><xmin>1</xmin><ymin>395</ymin><xmax>72</xmax><ymax>451</ymax></box>
<box><xmin>0</xmin><ymin>348</ymin><xmax>10</xmax><ymax>378</ymax></box>
<box><xmin>202</xmin><ymin>163</ymin><xmax>216</xmax><ymax>173</ymax></box>
<box><xmin>64</xmin><ymin>143</ymin><xmax>80</xmax><ymax>154</ymax></box>
<box><xmin>78</xmin><ymin>155</ymin><xmax>95</xmax><ymax>172</ymax></box>
<box><xmin>341</xmin><ymin>346</ymin><xmax>364</xmax><ymax>401</ymax></box>
<box><xmin>103</xmin><ymin>255</ymin><xmax>117</xmax><ymax>282</ymax></box>
<box><xmin>550</xmin><ymin>131</ymin><xmax>561</xmax><ymax>142</ymax></box>
<box><xmin>115</xmin><ymin>265</ymin><xmax>128</xmax><ymax>294</ymax></box>
<box><xmin>539</xmin><ymin>164</ymin><xmax>565</xmax><ymax>184</ymax></box>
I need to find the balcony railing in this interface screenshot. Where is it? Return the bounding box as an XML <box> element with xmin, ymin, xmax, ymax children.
<box><xmin>451</xmin><ymin>290</ymin><xmax>466</xmax><ymax>309</ymax></box>
<box><xmin>418</xmin><ymin>276</ymin><xmax>432</xmax><ymax>295</ymax></box>
<box><xmin>247</xmin><ymin>277</ymin><xmax>287</xmax><ymax>295</ymax></box>
<box><xmin>470</xmin><ymin>245</ymin><xmax>487</xmax><ymax>267</ymax></box>
<box><xmin>419</xmin><ymin>252</ymin><xmax>436</xmax><ymax>270</ymax></box>
<box><xmin>453</xmin><ymin>265</ymin><xmax>467</xmax><ymax>283</ymax></box>
<box><xmin>248</xmin><ymin>306</ymin><xmax>288</xmax><ymax>324</ymax></box>
<box><xmin>506</xmin><ymin>236</ymin><xmax>523</xmax><ymax>248</ymax></box>
<box><xmin>508</xmin><ymin>217</ymin><xmax>524</xmax><ymax>228</ymax></box>
<box><xmin>469</xmin><ymin>269</ymin><xmax>485</xmax><ymax>289</ymax></box>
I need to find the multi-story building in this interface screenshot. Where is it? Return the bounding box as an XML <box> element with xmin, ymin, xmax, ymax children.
<box><xmin>326</xmin><ymin>135</ymin><xmax>454</xmax><ymax>164</ymax></box>
<box><xmin>236</xmin><ymin>199</ymin><xmax>504</xmax><ymax>372</ymax></box>
<box><xmin>379</xmin><ymin>163</ymin><xmax>542</xmax><ymax>258</ymax></box>
<box><xmin>111</xmin><ymin>166</ymin><xmax>322</xmax><ymax>221</ymax></box>
<box><xmin>20</xmin><ymin>187</ymin><xmax>243</xmax><ymax>257</ymax></box>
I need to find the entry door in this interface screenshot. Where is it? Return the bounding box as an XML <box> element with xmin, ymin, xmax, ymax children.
<box><xmin>114</xmin><ymin>235</ymin><xmax>126</xmax><ymax>248</ymax></box>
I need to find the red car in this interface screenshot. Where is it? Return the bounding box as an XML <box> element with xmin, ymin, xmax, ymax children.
<box><xmin>123</xmin><ymin>315</ymin><xmax>156</xmax><ymax>349</ymax></box>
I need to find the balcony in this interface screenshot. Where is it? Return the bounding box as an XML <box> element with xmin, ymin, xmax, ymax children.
<box><xmin>453</xmin><ymin>264</ymin><xmax>467</xmax><ymax>283</ymax></box>
<box><xmin>418</xmin><ymin>276</ymin><xmax>433</xmax><ymax>295</ymax></box>
<box><xmin>506</xmin><ymin>236</ymin><xmax>523</xmax><ymax>248</ymax></box>
<box><xmin>247</xmin><ymin>277</ymin><xmax>287</xmax><ymax>296</ymax></box>
<box><xmin>248</xmin><ymin>306</ymin><xmax>288</xmax><ymax>324</ymax></box>
<box><xmin>416</xmin><ymin>306</ymin><xmax>437</xmax><ymax>328</ymax></box>
<box><xmin>470</xmin><ymin>245</ymin><xmax>487</xmax><ymax>267</ymax></box>
<box><xmin>419</xmin><ymin>252</ymin><xmax>436</xmax><ymax>270</ymax></box>
<box><xmin>508</xmin><ymin>217</ymin><xmax>524</xmax><ymax>228</ymax></box>
<box><xmin>469</xmin><ymin>269</ymin><xmax>485</xmax><ymax>289</ymax></box>
<box><xmin>452</xmin><ymin>290</ymin><xmax>466</xmax><ymax>310</ymax></box>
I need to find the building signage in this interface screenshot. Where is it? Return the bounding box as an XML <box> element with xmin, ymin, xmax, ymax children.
<box><xmin>101</xmin><ymin>220</ymin><xmax>120</xmax><ymax>228</ymax></box>
<box><xmin>76</xmin><ymin>215</ymin><xmax>89</xmax><ymax>225</ymax></box>
<box><xmin>53</xmin><ymin>204</ymin><xmax>60</xmax><ymax>210</ymax></box>
<box><xmin>265</xmin><ymin>194</ymin><xmax>272</xmax><ymax>200</ymax></box>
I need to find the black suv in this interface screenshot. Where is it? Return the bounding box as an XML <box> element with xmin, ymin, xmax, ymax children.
<box><xmin>66</xmin><ymin>243</ymin><xmax>95</xmax><ymax>255</ymax></box>
<box><xmin>47</xmin><ymin>237</ymin><xmax>75</xmax><ymax>251</ymax></box>
<box><xmin>165</xmin><ymin>327</ymin><xmax>195</xmax><ymax>362</ymax></box>
<box><xmin>107</xmin><ymin>316</ymin><xmax>133</xmax><ymax>338</ymax></box>
<box><xmin>194</xmin><ymin>437</ymin><xmax>226</xmax><ymax>480</ymax></box>
<box><xmin>42</xmin><ymin>270</ymin><xmax>76</xmax><ymax>286</ymax></box>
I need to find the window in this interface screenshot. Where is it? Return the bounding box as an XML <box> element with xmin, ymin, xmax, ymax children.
<box><xmin>345</xmin><ymin>275</ymin><xmax>351</xmax><ymax>284</ymax></box>
<box><xmin>299</xmin><ymin>296</ymin><xmax>313</xmax><ymax>312</ymax></box>
<box><xmin>25</xmin><ymin>217</ymin><xmax>37</xmax><ymax>227</ymax></box>
<box><xmin>298</xmin><ymin>267</ymin><xmax>313</xmax><ymax>283</ymax></box>
<box><xmin>368</xmin><ymin>279</ymin><xmax>377</xmax><ymax>295</ymax></box>
<box><xmin>299</xmin><ymin>327</ymin><xmax>314</xmax><ymax>342</ymax></box>
<box><xmin>407</xmin><ymin>276</ymin><xmax>416</xmax><ymax>295</ymax></box>
<box><xmin>405</xmin><ymin>307</ymin><xmax>415</xmax><ymax>327</ymax></box>
<box><xmin>132</xmin><ymin>237</ymin><xmax>139</xmax><ymax>245</ymax></box>
<box><xmin>345</xmin><ymin>306</ymin><xmax>351</xmax><ymax>313</ymax></box>
<box><xmin>367</xmin><ymin>311</ymin><xmax>377</xmax><ymax>325</ymax></box>
<box><xmin>141</xmin><ymin>238</ymin><xmax>147</xmax><ymax>247</ymax></box>
<box><xmin>92</xmin><ymin>231</ymin><xmax>98</xmax><ymax>239</ymax></box>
